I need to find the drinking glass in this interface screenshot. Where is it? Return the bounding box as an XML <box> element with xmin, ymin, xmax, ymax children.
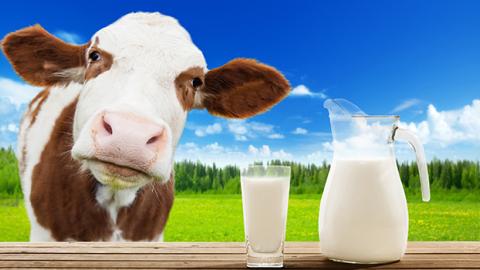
<box><xmin>241</xmin><ymin>165</ymin><xmax>291</xmax><ymax>268</ymax></box>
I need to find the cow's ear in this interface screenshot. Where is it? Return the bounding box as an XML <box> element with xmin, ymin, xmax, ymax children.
<box><xmin>1</xmin><ymin>25</ymin><xmax>88</xmax><ymax>86</ymax></box>
<box><xmin>196</xmin><ymin>58</ymin><xmax>290</xmax><ymax>119</ymax></box>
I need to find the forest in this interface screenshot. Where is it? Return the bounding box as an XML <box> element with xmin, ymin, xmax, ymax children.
<box><xmin>1</xmin><ymin>147</ymin><xmax>479</xmax><ymax>196</ymax></box>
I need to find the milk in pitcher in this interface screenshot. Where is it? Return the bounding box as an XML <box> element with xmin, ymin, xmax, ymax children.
<box><xmin>319</xmin><ymin>98</ymin><xmax>430</xmax><ymax>264</ymax></box>
<box><xmin>319</xmin><ymin>158</ymin><xmax>408</xmax><ymax>263</ymax></box>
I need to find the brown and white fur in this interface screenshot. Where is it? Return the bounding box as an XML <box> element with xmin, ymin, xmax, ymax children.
<box><xmin>1</xmin><ymin>12</ymin><xmax>290</xmax><ymax>241</ymax></box>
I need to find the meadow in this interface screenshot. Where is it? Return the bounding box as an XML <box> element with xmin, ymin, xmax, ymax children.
<box><xmin>0</xmin><ymin>148</ymin><xmax>479</xmax><ymax>241</ymax></box>
<box><xmin>1</xmin><ymin>193</ymin><xmax>478</xmax><ymax>242</ymax></box>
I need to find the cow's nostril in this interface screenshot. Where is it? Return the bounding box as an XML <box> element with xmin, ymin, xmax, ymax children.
<box><xmin>146</xmin><ymin>129</ymin><xmax>165</xmax><ymax>145</ymax></box>
<box><xmin>102</xmin><ymin>118</ymin><xmax>113</xmax><ymax>135</ymax></box>
<box><xmin>146</xmin><ymin>135</ymin><xmax>159</xmax><ymax>145</ymax></box>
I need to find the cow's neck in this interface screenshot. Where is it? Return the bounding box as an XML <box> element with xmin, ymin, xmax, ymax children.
<box><xmin>95</xmin><ymin>184</ymin><xmax>140</xmax><ymax>223</ymax></box>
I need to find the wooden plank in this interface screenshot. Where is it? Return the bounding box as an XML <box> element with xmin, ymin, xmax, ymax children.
<box><xmin>0</xmin><ymin>241</ymin><xmax>477</xmax><ymax>248</ymax></box>
<box><xmin>0</xmin><ymin>248</ymin><xmax>247</xmax><ymax>255</ymax></box>
<box><xmin>0</xmin><ymin>242</ymin><xmax>478</xmax><ymax>254</ymax></box>
<box><xmin>0</xmin><ymin>256</ymin><xmax>480</xmax><ymax>269</ymax></box>
<box><xmin>0</xmin><ymin>253</ymin><xmax>246</xmax><ymax>261</ymax></box>
<box><xmin>0</xmin><ymin>253</ymin><xmax>479</xmax><ymax>262</ymax></box>
<box><xmin>0</xmin><ymin>242</ymin><xmax>246</xmax><ymax>248</ymax></box>
<box><xmin>1</xmin><ymin>241</ymin><xmax>475</xmax><ymax>247</ymax></box>
<box><xmin>0</xmin><ymin>242</ymin><xmax>479</xmax><ymax>269</ymax></box>
<box><xmin>406</xmin><ymin>242</ymin><xmax>480</xmax><ymax>254</ymax></box>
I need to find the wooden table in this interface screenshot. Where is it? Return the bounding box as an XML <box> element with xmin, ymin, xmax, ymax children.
<box><xmin>0</xmin><ymin>242</ymin><xmax>479</xmax><ymax>269</ymax></box>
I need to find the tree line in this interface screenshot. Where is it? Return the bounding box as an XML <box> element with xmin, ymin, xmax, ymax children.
<box><xmin>0</xmin><ymin>147</ymin><xmax>479</xmax><ymax>197</ymax></box>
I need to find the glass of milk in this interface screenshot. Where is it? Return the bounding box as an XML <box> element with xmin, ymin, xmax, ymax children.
<box><xmin>241</xmin><ymin>165</ymin><xmax>291</xmax><ymax>268</ymax></box>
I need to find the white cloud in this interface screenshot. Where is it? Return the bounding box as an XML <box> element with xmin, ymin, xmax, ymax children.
<box><xmin>194</xmin><ymin>123</ymin><xmax>222</xmax><ymax>137</ymax></box>
<box><xmin>287</xmin><ymin>115</ymin><xmax>312</xmax><ymax>124</ymax></box>
<box><xmin>236</xmin><ymin>135</ymin><xmax>248</xmax><ymax>141</ymax></box>
<box><xmin>204</xmin><ymin>142</ymin><xmax>224</xmax><ymax>153</ymax></box>
<box><xmin>249</xmin><ymin>122</ymin><xmax>274</xmax><ymax>133</ymax></box>
<box><xmin>228</xmin><ymin>121</ymin><xmax>247</xmax><ymax>138</ymax></box>
<box><xmin>248</xmin><ymin>145</ymin><xmax>271</xmax><ymax>157</ymax></box>
<box><xmin>0</xmin><ymin>123</ymin><xmax>19</xmax><ymax>133</ymax></box>
<box><xmin>400</xmin><ymin>99</ymin><xmax>480</xmax><ymax>147</ymax></box>
<box><xmin>290</xmin><ymin>85</ymin><xmax>327</xmax><ymax>98</ymax></box>
<box><xmin>176</xmin><ymin>142</ymin><xmax>242</xmax><ymax>166</ymax></box>
<box><xmin>305</xmin><ymin>143</ymin><xmax>333</xmax><ymax>160</ymax></box>
<box><xmin>248</xmin><ymin>145</ymin><xmax>259</xmax><ymax>155</ymax></box>
<box><xmin>177</xmin><ymin>140</ymin><xmax>335</xmax><ymax>167</ymax></box>
<box><xmin>174</xmin><ymin>100</ymin><xmax>480</xmax><ymax>165</ymax></box>
<box><xmin>310</xmin><ymin>131</ymin><xmax>332</xmax><ymax>138</ymax></box>
<box><xmin>272</xmin><ymin>149</ymin><xmax>291</xmax><ymax>159</ymax></box>
<box><xmin>292</xmin><ymin>127</ymin><xmax>308</xmax><ymax>135</ymax></box>
<box><xmin>248</xmin><ymin>145</ymin><xmax>285</xmax><ymax>158</ymax></box>
<box><xmin>0</xmin><ymin>78</ymin><xmax>40</xmax><ymax>148</ymax></box>
<box><xmin>176</xmin><ymin>142</ymin><xmax>292</xmax><ymax>167</ymax></box>
<box><xmin>227</xmin><ymin>120</ymin><xmax>283</xmax><ymax>141</ymax></box>
<box><xmin>268</xmin><ymin>133</ymin><xmax>284</xmax><ymax>139</ymax></box>
<box><xmin>7</xmin><ymin>123</ymin><xmax>18</xmax><ymax>133</ymax></box>
<box><xmin>0</xmin><ymin>77</ymin><xmax>41</xmax><ymax>107</ymax></box>
<box><xmin>391</xmin><ymin>99</ymin><xmax>421</xmax><ymax>113</ymax></box>
<box><xmin>54</xmin><ymin>30</ymin><xmax>83</xmax><ymax>45</ymax></box>
<box><xmin>183</xmin><ymin>142</ymin><xmax>199</xmax><ymax>151</ymax></box>
<box><xmin>297</xmin><ymin>99</ymin><xmax>480</xmax><ymax>163</ymax></box>
<box><xmin>248</xmin><ymin>144</ymin><xmax>292</xmax><ymax>160</ymax></box>
<box><xmin>227</xmin><ymin>121</ymin><xmax>248</xmax><ymax>141</ymax></box>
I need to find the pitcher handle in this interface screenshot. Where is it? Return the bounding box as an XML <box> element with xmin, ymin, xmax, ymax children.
<box><xmin>393</xmin><ymin>127</ymin><xmax>430</xmax><ymax>202</ymax></box>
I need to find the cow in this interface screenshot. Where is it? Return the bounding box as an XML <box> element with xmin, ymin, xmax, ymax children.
<box><xmin>1</xmin><ymin>12</ymin><xmax>290</xmax><ymax>241</ymax></box>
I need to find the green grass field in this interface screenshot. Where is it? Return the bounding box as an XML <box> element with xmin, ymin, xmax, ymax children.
<box><xmin>0</xmin><ymin>194</ymin><xmax>479</xmax><ymax>242</ymax></box>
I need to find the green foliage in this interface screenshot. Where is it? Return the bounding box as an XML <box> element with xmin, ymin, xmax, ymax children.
<box><xmin>173</xmin><ymin>159</ymin><xmax>480</xmax><ymax>194</ymax></box>
<box><xmin>0</xmin><ymin>147</ymin><xmax>21</xmax><ymax>198</ymax></box>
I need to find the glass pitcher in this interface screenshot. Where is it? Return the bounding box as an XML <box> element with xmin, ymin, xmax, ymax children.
<box><xmin>319</xmin><ymin>99</ymin><xmax>430</xmax><ymax>264</ymax></box>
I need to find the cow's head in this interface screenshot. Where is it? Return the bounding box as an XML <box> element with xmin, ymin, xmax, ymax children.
<box><xmin>2</xmin><ymin>12</ymin><xmax>290</xmax><ymax>189</ymax></box>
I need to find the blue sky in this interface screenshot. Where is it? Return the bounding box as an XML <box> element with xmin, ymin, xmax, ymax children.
<box><xmin>1</xmin><ymin>1</ymin><xmax>479</xmax><ymax>165</ymax></box>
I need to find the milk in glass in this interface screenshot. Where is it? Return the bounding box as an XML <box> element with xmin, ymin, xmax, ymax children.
<box><xmin>241</xmin><ymin>166</ymin><xmax>290</xmax><ymax>268</ymax></box>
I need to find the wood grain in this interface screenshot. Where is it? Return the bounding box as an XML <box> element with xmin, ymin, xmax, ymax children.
<box><xmin>0</xmin><ymin>242</ymin><xmax>478</xmax><ymax>269</ymax></box>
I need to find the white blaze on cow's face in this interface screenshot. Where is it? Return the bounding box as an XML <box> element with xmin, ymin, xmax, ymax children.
<box><xmin>72</xmin><ymin>13</ymin><xmax>207</xmax><ymax>188</ymax></box>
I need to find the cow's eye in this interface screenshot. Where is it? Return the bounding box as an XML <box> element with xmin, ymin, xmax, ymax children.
<box><xmin>88</xmin><ymin>51</ymin><xmax>102</xmax><ymax>62</ymax></box>
<box><xmin>192</xmin><ymin>77</ymin><xmax>203</xmax><ymax>88</ymax></box>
